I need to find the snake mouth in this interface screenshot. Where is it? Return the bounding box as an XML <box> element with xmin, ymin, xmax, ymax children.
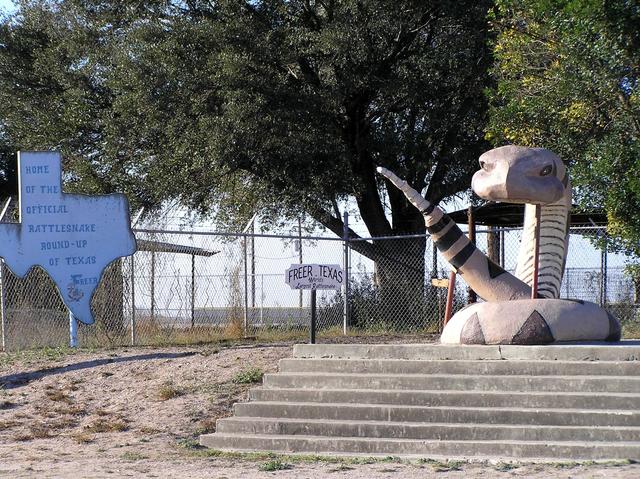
<box><xmin>472</xmin><ymin>169</ymin><xmax>565</xmax><ymax>204</ymax></box>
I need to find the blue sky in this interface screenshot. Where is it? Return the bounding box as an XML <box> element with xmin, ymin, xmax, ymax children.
<box><xmin>0</xmin><ymin>1</ymin><xmax>15</xmax><ymax>15</ymax></box>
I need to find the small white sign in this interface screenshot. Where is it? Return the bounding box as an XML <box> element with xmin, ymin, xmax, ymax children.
<box><xmin>285</xmin><ymin>264</ymin><xmax>344</xmax><ymax>290</ymax></box>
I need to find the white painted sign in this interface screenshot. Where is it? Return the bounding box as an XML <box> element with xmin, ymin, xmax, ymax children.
<box><xmin>0</xmin><ymin>151</ymin><xmax>137</xmax><ymax>325</ymax></box>
<box><xmin>285</xmin><ymin>264</ymin><xmax>344</xmax><ymax>290</ymax></box>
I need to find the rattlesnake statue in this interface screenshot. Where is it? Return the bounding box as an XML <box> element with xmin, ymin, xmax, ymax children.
<box><xmin>377</xmin><ymin>145</ymin><xmax>621</xmax><ymax>344</ymax></box>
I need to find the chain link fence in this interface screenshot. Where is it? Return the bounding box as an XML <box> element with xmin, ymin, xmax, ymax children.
<box><xmin>1</xmin><ymin>224</ymin><xmax>638</xmax><ymax>351</ymax></box>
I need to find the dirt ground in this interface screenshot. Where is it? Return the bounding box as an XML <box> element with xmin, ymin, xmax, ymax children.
<box><xmin>1</xmin><ymin>340</ymin><xmax>640</xmax><ymax>478</ymax></box>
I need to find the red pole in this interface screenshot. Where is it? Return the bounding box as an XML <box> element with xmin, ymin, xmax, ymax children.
<box><xmin>531</xmin><ymin>205</ymin><xmax>541</xmax><ymax>299</ymax></box>
<box><xmin>444</xmin><ymin>270</ymin><xmax>457</xmax><ymax>326</ymax></box>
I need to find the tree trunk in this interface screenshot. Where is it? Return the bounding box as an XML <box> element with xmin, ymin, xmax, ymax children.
<box><xmin>352</xmin><ymin>236</ymin><xmax>427</xmax><ymax>331</ymax></box>
<box><xmin>487</xmin><ymin>226</ymin><xmax>501</xmax><ymax>264</ymax></box>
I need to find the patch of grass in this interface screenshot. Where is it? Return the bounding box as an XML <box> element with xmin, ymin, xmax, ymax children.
<box><xmin>0</xmin><ymin>346</ymin><xmax>77</xmax><ymax>368</ymax></box>
<box><xmin>51</xmin><ymin>404</ymin><xmax>87</xmax><ymax>416</ymax></box>
<box><xmin>419</xmin><ymin>459</ymin><xmax>464</xmax><ymax>472</ymax></box>
<box><xmin>157</xmin><ymin>382</ymin><xmax>184</xmax><ymax>401</ymax></box>
<box><xmin>0</xmin><ymin>420</ymin><xmax>19</xmax><ymax>430</ymax></box>
<box><xmin>12</xmin><ymin>432</ymin><xmax>34</xmax><ymax>442</ymax></box>
<box><xmin>328</xmin><ymin>464</ymin><xmax>355</xmax><ymax>472</ymax></box>
<box><xmin>71</xmin><ymin>432</ymin><xmax>95</xmax><ymax>444</ymax></box>
<box><xmin>45</xmin><ymin>389</ymin><xmax>73</xmax><ymax>403</ymax></box>
<box><xmin>494</xmin><ymin>462</ymin><xmax>519</xmax><ymax>472</ymax></box>
<box><xmin>46</xmin><ymin>417</ymin><xmax>78</xmax><ymax>431</ymax></box>
<box><xmin>185</xmin><ymin>449</ymin><xmax>404</xmax><ymax>467</ymax></box>
<box><xmin>259</xmin><ymin>459</ymin><xmax>293</xmax><ymax>472</ymax></box>
<box><xmin>85</xmin><ymin>417</ymin><xmax>129</xmax><ymax>433</ymax></box>
<box><xmin>552</xmin><ymin>461</ymin><xmax>581</xmax><ymax>469</ymax></box>
<box><xmin>121</xmin><ymin>451</ymin><xmax>147</xmax><ymax>461</ymax></box>
<box><xmin>176</xmin><ymin>438</ymin><xmax>202</xmax><ymax>450</ymax></box>
<box><xmin>29</xmin><ymin>422</ymin><xmax>52</xmax><ymax>439</ymax></box>
<box><xmin>194</xmin><ymin>418</ymin><xmax>218</xmax><ymax>435</ymax></box>
<box><xmin>232</xmin><ymin>367</ymin><xmax>264</xmax><ymax>384</ymax></box>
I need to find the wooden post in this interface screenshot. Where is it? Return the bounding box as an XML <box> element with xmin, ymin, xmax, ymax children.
<box><xmin>467</xmin><ymin>206</ymin><xmax>477</xmax><ymax>304</ymax></box>
<box><xmin>531</xmin><ymin>205</ymin><xmax>542</xmax><ymax>299</ymax></box>
<box><xmin>444</xmin><ymin>270</ymin><xmax>457</xmax><ymax>326</ymax></box>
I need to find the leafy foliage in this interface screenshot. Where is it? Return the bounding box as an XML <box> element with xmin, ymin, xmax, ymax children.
<box><xmin>488</xmin><ymin>0</ymin><xmax>640</xmax><ymax>254</ymax></box>
<box><xmin>231</xmin><ymin>367</ymin><xmax>264</xmax><ymax>384</ymax></box>
<box><xmin>0</xmin><ymin>0</ymin><xmax>493</xmax><ymax>239</ymax></box>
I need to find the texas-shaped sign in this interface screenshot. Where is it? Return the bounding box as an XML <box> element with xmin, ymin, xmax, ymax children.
<box><xmin>0</xmin><ymin>151</ymin><xmax>137</xmax><ymax>325</ymax></box>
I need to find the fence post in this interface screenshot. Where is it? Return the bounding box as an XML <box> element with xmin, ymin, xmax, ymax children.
<box><xmin>601</xmin><ymin>233</ymin><xmax>608</xmax><ymax>306</ymax></box>
<box><xmin>130</xmin><ymin>254</ymin><xmax>136</xmax><ymax>346</ymax></box>
<box><xmin>0</xmin><ymin>199</ymin><xmax>11</xmax><ymax>352</ymax></box>
<box><xmin>243</xmin><ymin>233</ymin><xmax>249</xmax><ymax>336</ymax></box>
<box><xmin>191</xmin><ymin>254</ymin><xmax>195</xmax><ymax>328</ymax></box>
<box><xmin>150</xmin><ymin>251</ymin><xmax>156</xmax><ymax>322</ymax></box>
<box><xmin>342</xmin><ymin>211</ymin><xmax>350</xmax><ymax>334</ymax></box>
<box><xmin>0</xmin><ymin>260</ymin><xmax>6</xmax><ymax>352</ymax></box>
<box><xmin>298</xmin><ymin>217</ymin><xmax>303</xmax><ymax>310</ymax></box>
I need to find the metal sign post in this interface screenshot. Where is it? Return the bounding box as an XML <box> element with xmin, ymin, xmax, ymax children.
<box><xmin>69</xmin><ymin>312</ymin><xmax>78</xmax><ymax>348</ymax></box>
<box><xmin>310</xmin><ymin>289</ymin><xmax>317</xmax><ymax>344</ymax></box>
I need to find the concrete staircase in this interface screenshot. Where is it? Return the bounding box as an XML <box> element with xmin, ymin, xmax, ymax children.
<box><xmin>200</xmin><ymin>342</ymin><xmax>640</xmax><ymax>460</ymax></box>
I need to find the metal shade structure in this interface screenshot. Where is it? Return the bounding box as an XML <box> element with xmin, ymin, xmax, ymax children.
<box><xmin>136</xmin><ymin>239</ymin><xmax>218</xmax><ymax>257</ymax></box>
<box><xmin>446</xmin><ymin>202</ymin><xmax>607</xmax><ymax>227</ymax></box>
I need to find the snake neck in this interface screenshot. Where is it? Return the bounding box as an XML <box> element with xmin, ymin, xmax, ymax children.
<box><xmin>515</xmin><ymin>181</ymin><xmax>571</xmax><ymax>298</ymax></box>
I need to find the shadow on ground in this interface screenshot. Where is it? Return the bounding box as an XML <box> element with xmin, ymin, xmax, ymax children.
<box><xmin>0</xmin><ymin>351</ymin><xmax>197</xmax><ymax>389</ymax></box>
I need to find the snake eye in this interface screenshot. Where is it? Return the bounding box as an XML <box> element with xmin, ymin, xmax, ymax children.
<box><xmin>480</xmin><ymin>160</ymin><xmax>492</xmax><ymax>171</ymax></box>
<box><xmin>540</xmin><ymin>164</ymin><xmax>553</xmax><ymax>176</ymax></box>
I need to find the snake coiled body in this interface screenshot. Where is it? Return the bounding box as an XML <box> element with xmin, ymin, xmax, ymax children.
<box><xmin>378</xmin><ymin>145</ymin><xmax>620</xmax><ymax>344</ymax></box>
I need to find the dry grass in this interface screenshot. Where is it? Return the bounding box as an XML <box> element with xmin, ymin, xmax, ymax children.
<box><xmin>194</xmin><ymin>418</ymin><xmax>218</xmax><ymax>435</ymax></box>
<box><xmin>45</xmin><ymin>389</ymin><xmax>73</xmax><ymax>403</ymax></box>
<box><xmin>157</xmin><ymin>382</ymin><xmax>184</xmax><ymax>401</ymax></box>
<box><xmin>50</xmin><ymin>404</ymin><xmax>87</xmax><ymax>416</ymax></box>
<box><xmin>29</xmin><ymin>422</ymin><xmax>53</xmax><ymax>439</ymax></box>
<box><xmin>12</xmin><ymin>432</ymin><xmax>35</xmax><ymax>442</ymax></box>
<box><xmin>47</xmin><ymin>417</ymin><xmax>78</xmax><ymax>431</ymax></box>
<box><xmin>85</xmin><ymin>416</ymin><xmax>129</xmax><ymax>433</ymax></box>
<box><xmin>71</xmin><ymin>432</ymin><xmax>95</xmax><ymax>444</ymax></box>
<box><xmin>0</xmin><ymin>419</ymin><xmax>19</xmax><ymax>430</ymax></box>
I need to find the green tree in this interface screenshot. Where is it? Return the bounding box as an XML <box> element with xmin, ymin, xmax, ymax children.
<box><xmin>0</xmin><ymin>0</ymin><xmax>494</xmax><ymax>324</ymax></box>
<box><xmin>488</xmin><ymin>0</ymin><xmax>640</xmax><ymax>254</ymax></box>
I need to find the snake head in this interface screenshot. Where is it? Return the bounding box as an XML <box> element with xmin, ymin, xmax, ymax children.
<box><xmin>471</xmin><ymin>145</ymin><xmax>567</xmax><ymax>205</ymax></box>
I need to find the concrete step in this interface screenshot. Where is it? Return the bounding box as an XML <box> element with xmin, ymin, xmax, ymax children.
<box><xmin>233</xmin><ymin>401</ymin><xmax>640</xmax><ymax>427</ymax></box>
<box><xmin>279</xmin><ymin>358</ymin><xmax>640</xmax><ymax>376</ymax></box>
<box><xmin>250</xmin><ymin>387</ymin><xmax>640</xmax><ymax>410</ymax></box>
<box><xmin>201</xmin><ymin>342</ymin><xmax>640</xmax><ymax>460</ymax></box>
<box><xmin>293</xmin><ymin>342</ymin><xmax>640</xmax><ymax>361</ymax></box>
<box><xmin>216</xmin><ymin>416</ymin><xmax>640</xmax><ymax>442</ymax></box>
<box><xmin>200</xmin><ymin>433</ymin><xmax>640</xmax><ymax>460</ymax></box>
<box><xmin>263</xmin><ymin>372</ymin><xmax>640</xmax><ymax>393</ymax></box>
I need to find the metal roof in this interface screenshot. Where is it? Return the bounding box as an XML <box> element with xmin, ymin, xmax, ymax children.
<box><xmin>136</xmin><ymin>239</ymin><xmax>219</xmax><ymax>257</ymax></box>
<box><xmin>446</xmin><ymin>202</ymin><xmax>607</xmax><ymax>227</ymax></box>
